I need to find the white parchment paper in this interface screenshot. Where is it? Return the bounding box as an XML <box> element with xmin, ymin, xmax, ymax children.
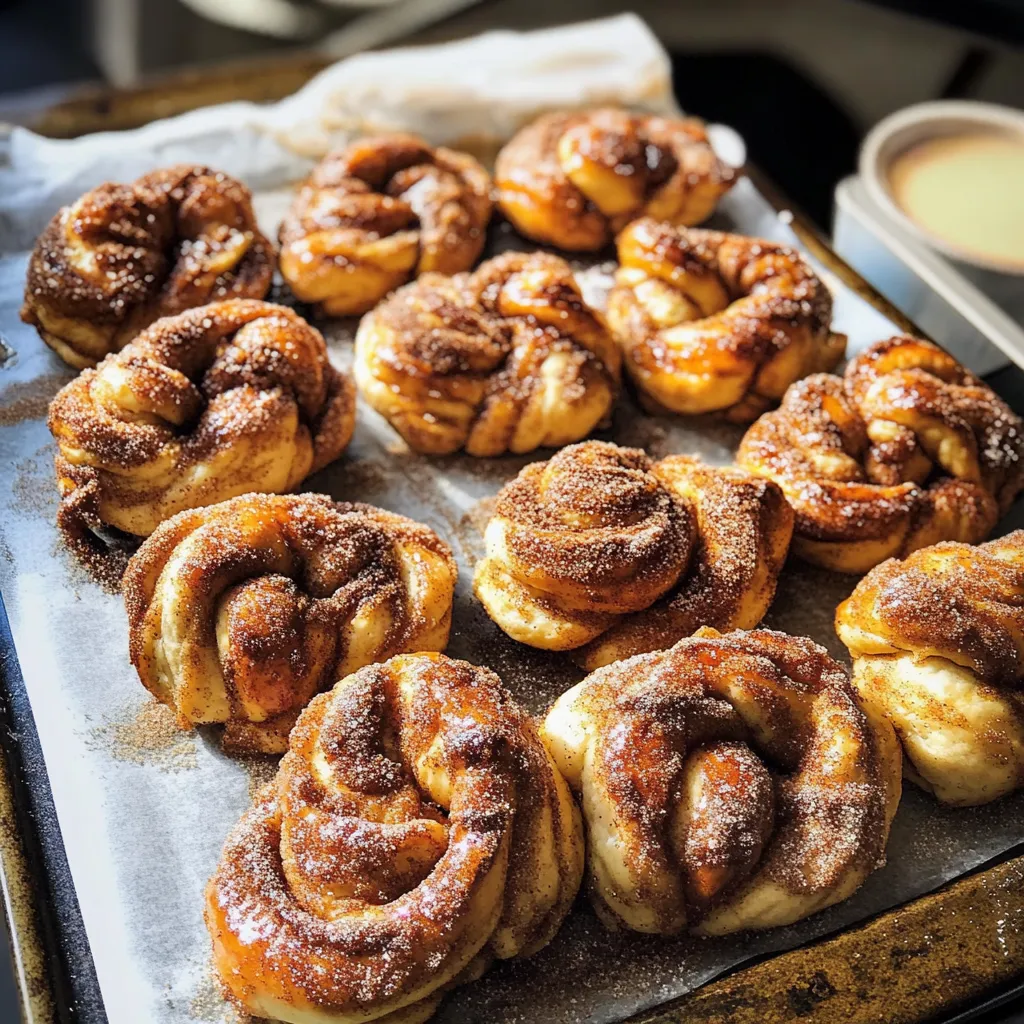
<box><xmin>1</xmin><ymin>18</ymin><xmax>1023</xmax><ymax>1024</ymax></box>
<box><xmin>0</xmin><ymin>14</ymin><xmax>674</xmax><ymax>253</ymax></box>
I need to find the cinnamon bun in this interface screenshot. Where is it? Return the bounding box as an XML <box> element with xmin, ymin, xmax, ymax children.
<box><xmin>737</xmin><ymin>336</ymin><xmax>1024</xmax><ymax>573</ymax></box>
<box><xmin>354</xmin><ymin>252</ymin><xmax>620</xmax><ymax>456</ymax></box>
<box><xmin>495</xmin><ymin>109</ymin><xmax>736</xmax><ymax>251</ymax></box>
<box><xmin>837</xmin><ymin>531</ymin><xmax>1024</xmax><ymax>805</ymax></box>
<box><xmin>608</xmin><ymin>218</ymin><xmax>847</xmax><ymax>421</ymax></box>
<box><xmin>205</xmin><ymin>652</ymin><xmax>583</xmax><ymax>1022</ymax></box>
<box><xmin>123</xmin><ymin>494</ymin><xmax>457</xmax><ymax>753</ymax></box>
<box><xmin>541</xmin><ymin>627</ymin><xmax>901</xmax><ymax>935</ymax></box>
<box><xmin>473</xmin><ymin>441</ymin><xmax>793</xmax><ymax>668</ymax></box>
<box><xmin>22</xmin><ymin>165</ymin><xmax>273</xmax><ymax>368</ymax></box>
<box><xmin>48</xmin><ymin>299</ymin><xmax>355</xmax><ymax>540</ymax></box>
<box><xmin>279</xmin><ymin>135</ymin><xmax>493</xmax><ymax>316</ymax></box>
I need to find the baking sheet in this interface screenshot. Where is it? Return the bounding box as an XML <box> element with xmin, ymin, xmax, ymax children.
<box><xmin>2</xmin><ymin>22</ymin><xmax>1024</xmax><ymax>1024</ymax></box>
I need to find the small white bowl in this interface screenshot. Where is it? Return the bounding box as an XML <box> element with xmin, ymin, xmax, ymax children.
<box><xmin>859</xmin><ymin>99</ymin><xmax>1024</xmax><ymax>276</ymax></box>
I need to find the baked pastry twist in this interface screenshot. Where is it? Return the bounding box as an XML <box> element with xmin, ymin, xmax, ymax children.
<box><xmin>495</xmin><ymin>109</ymin><xmax>736</xmax><ymax>251</ymax></box>
<box><xmin>608</xmin><ymin>218</ymin><xmax>847</xmax><ymax>421</ymax></box>
<box><xmin>279</xmin><ymin>135</ymin><xmax>493</xmax><ymax>317</ymax></box>
<box><xmin>22</xmin><ymin>165</ymin><xmax>273</xmax><ymax>369</ymax></box>
<box><xmin>541</xmin><ymin>627</ymin><xmax>901</xmax><ymax>935</ymax></box>
<box><xmin>48</xmin><ymin>299</ymin><xmax>355</xmax><ymax>540</ymax></box>
<box><xmin>473</xmin><ymin>441</ymin><xmax>793</xmax><ymax>668</ymax></box>
<box><xmin>124</xmin><ymin>494</ymin><xmax>457</xmax><ymax>753</ymax></box>
<box><xmin>205</xmin><ymin>652</ymin><xmax>584</xmax><ymax>1023</ymax></box>
<box><xmin>836</xmin><ymin>531</ymin><xmax>1024</xmax><ymax>805</ymax></box>
<box><xmin>737</xmin><ymin>336</ymin><xmax>1024</xmax><ymax>573</ymax></box>
<box><xmin>354</xmin><ymin>252</ymin><xmax>621</xmax><ymax>456</ymax></box>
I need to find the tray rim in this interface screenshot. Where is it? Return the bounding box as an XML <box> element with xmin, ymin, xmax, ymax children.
<box><xmin>0</xmin><ymin>592</ymin><xmax>105</xmax><ymax>1024</ymax></box>
<box><xmin>1</xmin><ymin>68</ymin><xmax>1023</xmax><ymax>1024</ymax></box>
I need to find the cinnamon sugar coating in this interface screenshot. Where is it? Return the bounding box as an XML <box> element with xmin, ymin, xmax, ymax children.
<box><xmin>473</xmin><ymin>440</ymin><xmax>793</xmax><ymax>667</ymax></box>
<box><xmin>541</xmin><ymin>627</ymin><xmax>902</xmax><ymax>936</ymax></box>
<box><xmin>495</xmin><ymin>109</ymin><xmax>736</xmax><ymax>252</ymax></box>
<box><xmin>48</xmin><ymin>299</ymin><xmax>355</xmax><ymax>540</ymax></box>
<box><xmin>204</xmin><ymin>653</ymin><xmax>583</xmax><ymax>1022</ymax></box>
<box><xmin>608</xmin><ymin>218</ymin><xmax>847</xmax><ymax>422</ymax></box>
<box><xmin>123</xmin><ymin>494</ymin><xmax>457</xmax><ymax>753</ymax></box>
<box><xmin>738</xmin><ymin>336</ymin><xmax>1024</xmax><ymax>573</ymax></box>
<box><xmin>837</xmin><ymin>531</ymin><xmax>1024</xmax><ymax>805</ymax></box>
<box><xmin>279</xmin><ymin>135</ymin><xmax>493</xmax><ymax>317</ymax></box>
<box><xmin>22</xmin><ymin>165</ymin><xmax>273</xmax><ymax>368</ymax></box>
<box><xmin>353</xmin><ymin>251</ymin><xmax>621</xmax><ymax>456</ymax></box>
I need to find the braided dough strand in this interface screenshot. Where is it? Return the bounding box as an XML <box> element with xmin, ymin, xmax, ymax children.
<box><xmin>541</xmin><ymin>628</ymin><xmax>901</xmax><ymax>935</ymax></box>
<box><xmin>48</xmin><ymin>299</ymin><xmax>355</xmax><ymax>538</ymax></box>
<box><xmin>473</xmin><ymin>441</ymin><xmax>793</xmax><ymax>665</ymax></box>
<box><xmin>738</xmin><ymin>336</ymin><xmax>1024</xmax><ymax>572</ymax></box>
<box><xmin>124</xmin><ymin>493</ymin><xmax>456</xmax><ymax>752</ymax></box>
<box><xmin>22</xmin><ymin>165</ymin><xmax>273</xmax><ymax>368</ymax></box>
<box><xmin>837</xmin><ymin>531</ymin><xmax>1024</xmax><ymax>804</ymax></box>
<box><xmin>608</xmin><ymin>218</ymin><xmax>847</xmax><ymax>421</ymax></box>
<box><xmin>205</xmin><ymin>653</ymin><xmax>583</xmax><ymax>1023</ymax></box>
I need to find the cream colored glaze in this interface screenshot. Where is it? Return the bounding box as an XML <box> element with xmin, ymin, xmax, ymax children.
<box><xmin>888</xmin><ymin>131</ymin><xmax>1024</xmax><ymax>269</ymax></box>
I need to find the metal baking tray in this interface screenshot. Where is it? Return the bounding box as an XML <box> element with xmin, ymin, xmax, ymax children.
<box><xmin>833</xmin><ymin>175</ymin><xmax>1024</xmax><ymax>376</ymax></box>
<box><xmin>2</xmin><ymin>118</ymin><xmax>1024</xmax><ymax>1024</ymax></box>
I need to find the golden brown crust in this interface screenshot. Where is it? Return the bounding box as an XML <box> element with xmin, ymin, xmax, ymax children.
<box><xmin>47</xmin><ymin>298</ymin><xmax>355</xmax><ymax>540</ymax></box>
<box><xmin>472</xmin><ymin>441</ymin><xmax>793</xmax><ymax>665</ymax></box>
<box><xmin>123</xmin><ymin>494</ymin><xmax>458</xmax><ymax>753</ymax></box>
<box><xmin>278</xmin><ymin>134</ymin><xmax>493</xmax><ymax>317</ymax></box>
<box><xmin>541</xmin><ymin>628</ymin><xmax>902</xmax><ymax>935</ymax></box>
<box><xmin>495</xmin><ymin>109</ymin><xmax>736</xmax><ymax>251</ymax></box>
<box><xmin>836</xmin><ymin>532</ymin><xmax>1024</xmax><ymax>805</ymax></box>
<box><xmin>608</xmin><ymin>218</ymin><xmax>847</xmax><ymax>421</ymax></box>
<box><xmin>737</xmin><ymin>336</ymin><xmax>1024</xmax><ymax>573</ymax></box>
<box><xmin>22</xmin><ymin>165</ymin><xmax>273</xmax><ymax>368</ymax></box>
<box><xmin>204</xmin><ymin>653</ymin><xmax>584</xmax><ymax>1023</ymax></box>
<box><xmin>580</xmin><ymin>455</ymin><xmax>795</xmax><ymax>667</ymax></box>
<box><xmin>837</xmin><ymin>531</ymin><xmax>1024</xmax><ymax>682</ymax></box>
<box><xmin>353</xmin><ymin>251</ymin><xmax>621</xmax><ymax>456</ymax></box>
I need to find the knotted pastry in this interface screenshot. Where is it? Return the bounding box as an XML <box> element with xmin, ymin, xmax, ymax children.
<box><xmin>22</xmin><ymin>165</ymin><xmax>273</xmax><ymax>369</ymax></box>
<box><xmin>124</xmin><ymin>494</ymin><xmax>457</xmax><ymax>752</ymax></box>
<box><xmin>278</xmin><ymin>134</ymin><xmax>493</xmax><ymax>317</ymax></box>
<box><xmin>48</xmin><ymin>299</ymin><xmax>355</xmax><ymax>540</ymax></box>
<box><xmin>205</xmin><ymin>652</ymin><xmax>584</xmax><ymax>1023</ymax></box>
<box><xmin>737</xmin><ymin>336</ymin><xmax>1024</xmax><ymax>573</ymax></box>
<box><xmin>473</xmin><ymin>441</ymin><xmax>793</xmax><ymax>668</ymax></box>
<box><xmin>541</xmin><ymin>627</ymin><xmax>901</xmax><ymax>935</ymax></box>
<box><xmin>495</xmin><ymin>109</ymin><xmax>736</xmax><ymax>251</ymax></box>
<box><xmin>836</xmin><ymin>532</ymin><xmax>1024</xmax><ymax>805</ymax></box>
<box><xmin>354</xmin><ymin>252</ymin><xmax>620</xmax><ymax>456</ymax></box>
<box><xmin>608</xmin><ymin>218</ymin><xmax>847</xmax><ymax>421</ymax></box>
